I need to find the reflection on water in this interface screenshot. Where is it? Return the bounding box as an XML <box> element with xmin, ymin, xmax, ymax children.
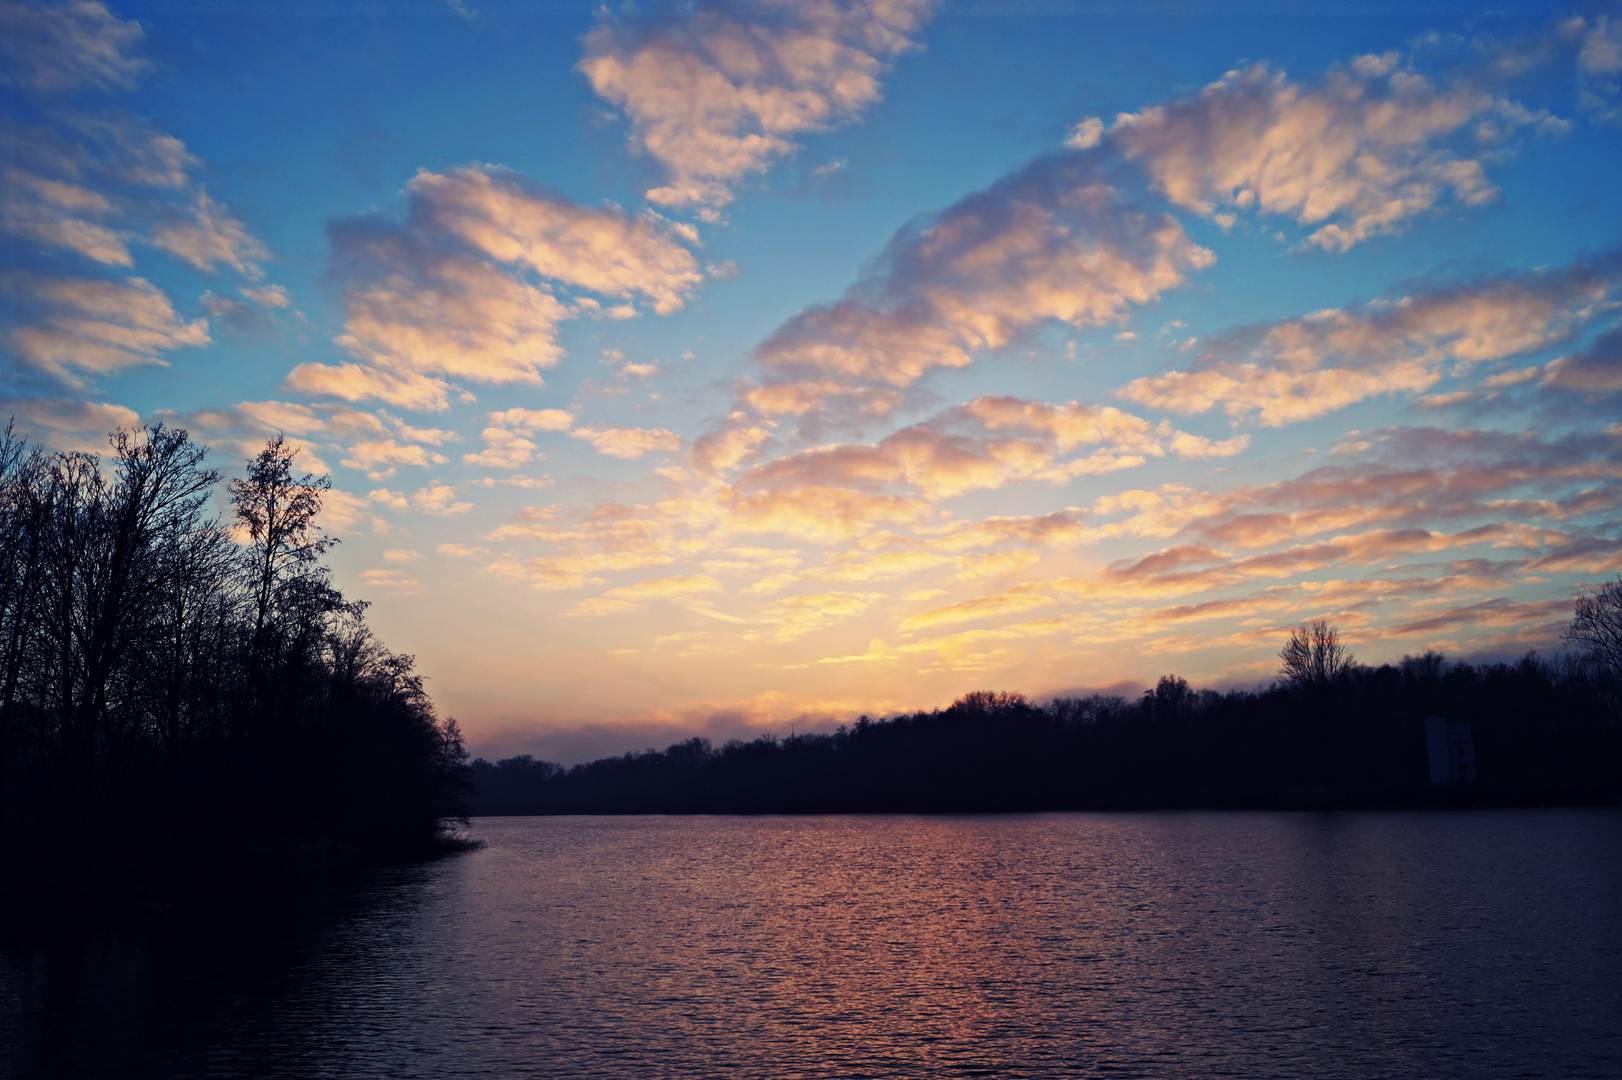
<box><xmin>3</xmin><ymin>811</ymin><xmax>1620</xmax><ymax>1078</ymax></box>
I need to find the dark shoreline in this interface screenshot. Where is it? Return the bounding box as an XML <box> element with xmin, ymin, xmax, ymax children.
<box><xmin>468</xmin><ymin>671</ymin><xmax>1621</xmax><ymax>818</ymax></box>
<box><xmin>469</xmin><ymin>790</ymin><xmax>1622</xmax><ymax>816</ymax></box>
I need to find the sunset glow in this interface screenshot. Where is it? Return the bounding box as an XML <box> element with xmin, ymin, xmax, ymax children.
<box><xmin>4</xmin><ymin>0</ymin><xmax>1621</xmax><ymax>761</ymax></box>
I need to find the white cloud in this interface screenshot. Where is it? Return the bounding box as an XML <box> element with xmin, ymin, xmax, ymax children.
<box><xmin>487</xmin><ymin>406</ymin><xmax>574</xmax><ymax>431</ymax></box>
<box><xmin>310</xmin><ymin>166</ymin><xmax>703</xmax><ymax>411</ymax></box>
<box><xmin>570</xmin><ymin>424</ymin><xmax>683</xmax><ymax>460</ymax></box>
<box><xmin>241</xmin><ymin>284</ymin><xmax>291</xmax><ymax>308</ymax></box>
<box><xmin>1065</xmin><ymin>116</ymin><xmax>1103</xmax><ymax>150</ymax></box>
<box><xmin>1118</xmin><ymin>259</ymin><xmax>1616</xmax><ymax>426</ymax></box>
<box><xmin>147</xmin><ymin>190</ymin><xmax>270</xmax><ymax>277</ymax></box>
<box><xmin>1</xmin><ymin>166</ymin><xmax>129</xmax><ymax>265</ymax></box>
<box><xmin>341</xmin><ymin>437</ymin><xmax>447</xmax><ymax>480</ymax></box>
<box><xmin>407</xmin><ymin>166</ymin><xmax>702</xmax><ymax>314</ymax></box>
<box><xmin>579</xmin><ymin>0</ymin><xmax>937</xmax><ymax>209</ymax></box>
<box><xmin>318</xmin><ymin>220</ymin><xmax>570</xmax><ymax>410</ymax></box>
<box><xmin>411</xmin><ymin>481</ymin><xmax>473</xmax><ymax>517</ymax></box>
<box><xmin>1107</xmin><ymin>59</ymin><xmax>1526</xmax><ymax>250</ymax></box>
<box><xmin>0</xmin><ymin>395</ymin><xmax>138</xmax><ymax>451</ymax></box>
<box><xmin>751</xmin><ymin>156</ymin><xmax>1212</xmax><ymax>406</ymax></box>
<box><xmin>0</xmin><ymin>0</ymin><xmax>148</xmax><ymax>94</ymax></box>
<box><xmin>367</xmin><ymin>488</ymin><xmax>410</xmax><ymax>512</ymax></box>
<box><xmin>463</xmin><ymin>406</ymin><xmax>574</xmax><ymax>469</ymax></box>
<box><xmin>6</xmin><ymin>274</ymin><xmax>210</xmax><ymax>383</ymax></box>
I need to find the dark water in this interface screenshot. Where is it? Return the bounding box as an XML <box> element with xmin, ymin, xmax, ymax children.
<box><xmin>3</xmin><ymin>811</ymin><xmax>1620</xmax><ymax>1079</ymax></box>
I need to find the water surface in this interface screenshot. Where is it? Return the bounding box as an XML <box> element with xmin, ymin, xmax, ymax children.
<box><xmin>4</xmin><ymin>811</ymin><xmax>1620</xmax><ymax>1077</ymax></box>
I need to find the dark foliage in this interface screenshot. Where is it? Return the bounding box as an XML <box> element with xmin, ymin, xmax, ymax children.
<box><xmin>472</xmin><ymin>654</ymin><xmax>1621</xmax><ymax>815</ymax></box>
<box><xmin>0</xmin><ymin>424</ymin><xmax>469</xmax><ymax>921</ymax></box>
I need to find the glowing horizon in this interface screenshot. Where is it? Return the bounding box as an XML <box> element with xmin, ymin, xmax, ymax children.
<box><xmin>3</xmin><ymin>0</ymin><xmax>1621</xmax><ymax>763</ymax></box>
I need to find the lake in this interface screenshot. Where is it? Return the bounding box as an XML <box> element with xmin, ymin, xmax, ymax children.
<box><xmin>4</xmin><ymin>811</ymin><xmax>1620</xmax><ymax>1078</ymax></box>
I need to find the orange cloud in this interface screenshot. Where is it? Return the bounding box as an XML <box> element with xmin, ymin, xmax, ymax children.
<box><xmin>8</xmin><ymin>275</ymin><xmax>209</xmax><ymax>383</ymax></box>
<box><xmin>1119</xmin><ymin>261</ymin><xmax>1615</xmax><ymax>426</ymax></box>
<box><xmin>570</xmin><ymin>425</ymin><xmax>682</xmax><ymax>460</ymax></box>
<box><xmin>579</xmin><ymin>0</ymin><xmax>937</xmax><ymax>209</ymax></box>
<box><xmin>407</xmin><ymin>166</ymin><xmax>702</xmax><ymax>313</ymax></box>
<box><xmin>1107</xmin><ymin>58</ymin><xmax>1522</xmax><ymax>250</ymax></box>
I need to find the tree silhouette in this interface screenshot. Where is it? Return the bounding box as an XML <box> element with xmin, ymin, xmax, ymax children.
<box><xmin>2</xmin><ymin>422</ymin><xmax>468</xmax><ymax>918</ymax></box>
<box><xmin>230</xmin><ymin>434</ymin><xmax>336</xmax><ymax>690</ymax></box>
<box><xmin>1564</xmin><ymin>578</ymin><xmax>1622</xmax><ymax>681</ymax></box>
<box><xmin>1278</xmin><ymin>619</ymin><xmax>1353</xmax><ymax>692</ymax></box>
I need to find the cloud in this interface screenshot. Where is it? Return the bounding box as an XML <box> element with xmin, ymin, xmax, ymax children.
<box><xmin>491</xmin><ymin>406</ymin><xmax>576</xmax><ymax>431</ymax></box>
<box><xmin>2</xmin><ymin>114</ymin><xmax>268</xmax><ymax>280</ymax></box>
<box><xmin>308</xmin><ymin>165</ymin><xmax>701</xmax><ymax>411</ymax></box>
<box><xmin>311</xmin><ymin>216</ymin><xmax>570</xmax><ymax>410</ymax></box>
<box><xmin>157</xmin><ymin>401</ymin><xmax>345</xmax><ymax>473</ymax></box>
<box><xmin>1168</xmin><ymin>430</ymin><xmax>1251</xmax><ymax>458</ymax></box>
<box><xmin>472</xmin><ymin>474</ymin><xmax>554</xmax><ymax>490</ymax></box>
<box><xmin>900</xmin><ymin>583</ymin><xmax>1058</xmax><ymax>631</ymax></box>
<box><xmin>0</xmin><ymin>20</ymin><xmax>272</xmax><ymax>402</ymax></box>
<box><xmin>1106</xmin><ymin>58</ymin><xmax>1524</xmax><ymax>250</ymax></box>
<box><xmin>1387</xmin><ymin>596</ymin><xmax>1570</xmax><ymax>639</ymax></box>
<box><xmin>406</xmin><ymin>167</ymin><xmax>702</xmax><ymax>313</ymax></box>
<box><xmin>960</xmin><ymin>396</ymin><xmax>1161</xmax><ymax>453</ymax></box>
<box><xmin>318</xmin><ymin>488</ymin><xmax>384</xmax><ymax>533</ymax></box>
<box><xmin>366</xmin><ymin>488</ymin><xmax>409</xmax><ymax>511</ymax></box>
<box><xmin>156</xmin><ymin>399</ymin><xmax>455</xmax><ymax>484</ymax></box>
<box><xmin>6</xmin><ymin>274</ymin><xmax>210</xmax><ymax>383</ymax></box>
<box><xmin>1118</xmin><ymin>257</ymin><xmax>1617</xmax><ymax>426</ymax></box>
<box><xmin>1574</xmin><ymin>14</ymin><xmax>1622</xmax><ymax>120</ymax></box>
<box><xmin>1542</xmin><ymin>324</ymin><xmax>1622</xmax><ymax>395</ymax></box>
<box><xmin>570</xmin><ymin>425</ymin><xmax>683</xmax><ymax>460</ymax></box>
<box><xmin>411</xmin><ymin>481</ymin><xmax>472</xmax><ymax>517</ymax></box>
<box><xmin>1073</xmin><ymin>426</ymin><xmax>1622</xmax><ymax>555</ymax></box>
<box><xmin>0</xmin><ymin>395</ymin><xmax>137</xmax><ymax>451</ymax></box>
<box><xmin>572</xmin><ymin>573</ymin><xmax>727</xmax><ymax>613</ymax></box>
<box><xmin>749</xmin><ymin>590</ymin><xmax>883</xmax><ymax>642</ymax></box>
<box><xmin>488</xmin><ymin>502</ymin><xmax>686</xmax><ymax>590</ymax></box>
<box><xmin>750</xmin><ymin>155</ymin><xmax>1212</xmax><ymax>411</ymax></box>
<box><xmin>0</xmin><ymin>0</ymin><xmax>148</xmax><ymax>94</ymax></box>
<box><xmin>147</xmin><ymin>190</ymin><xmax>269</xmax><ymax>277</ymax></box>
<box><xmin>691</xmin><ymin>423</ymin><xmax>772</xmax><ymax>474</ymax></box>
<box><xmin>282</xmin><ymin>362</ymin><xmax>450</xmax><ymax>413</ymax></box>
<box><xmin>241</xmin><ymin>284</ymin><xmax>290</xmax><ymax>308</ymax></box>
<box><xmin>723</xmin><ymin>484</ymin><xmax>931</xmax><ymax>544</ymax></box>
<box><xmin>1579</xmin><ymin>16</ymin><xmax>1622</xmax><ymax>76</ymax></box>
<box><xmin>713</xmin><ymin>395</ymin><xmax>1179</xmax><ymax>510</ymax></box>
<box><xmin>1</xmin><ymin>166</ymin><xmax>130</xmax><ymax>265</ymax></box>
<box><xmin>340</xmin><ymin>438</ymin><xmax>447</xmax><ymax>480</ymax></box>
<box><xmin>361</xmin><ymin>567</ymin><xmax>421</xmax><ymax>593</ymax></box>
<box><xmin>463</xmin><ymin>407</ymin><xmax>574</xmax><ymax>469</ymax></box>
<box><xmin>579</xmin><ymin>0</ymin><xmax>937</xmax><ymax>209</ymax></box>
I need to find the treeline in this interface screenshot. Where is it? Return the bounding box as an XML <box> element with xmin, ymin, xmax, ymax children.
<box><xmin>0</xmin><ymin>424</ymin><xmax>468</xmax><ymax>917</ymax></box>
<box><xmin>471</xmin><ymin>646</ymin><xmax>1621</xmax><ymax>814</ymax></box>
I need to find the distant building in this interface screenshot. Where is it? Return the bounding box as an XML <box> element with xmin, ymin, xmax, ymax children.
<box><xmin>1424</xmin><ymin>715</ymin><xmax>1477</xmax><ymax>785</ymax></box>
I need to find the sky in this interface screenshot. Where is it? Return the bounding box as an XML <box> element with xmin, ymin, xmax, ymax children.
<box><xmin>3</xmin><ymin>0</ymin><xmax>1621</xmax><ymax>762</ymax></box>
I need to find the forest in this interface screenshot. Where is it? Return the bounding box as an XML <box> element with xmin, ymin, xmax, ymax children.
<box><xmin>471</xmin><ymin>616</ymin><xmax>1622</xmax><ymax>815</ymax></box>
<box><xmin>0</xmin><ymin>423</ymin><xmax>469</xmax><ymax>920</ymax></box>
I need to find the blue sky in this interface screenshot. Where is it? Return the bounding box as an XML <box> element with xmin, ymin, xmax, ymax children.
<box><xmin>4</xmin><ymin>0</ymin><xmax>1621</xmax><ymax>761</ymax></box>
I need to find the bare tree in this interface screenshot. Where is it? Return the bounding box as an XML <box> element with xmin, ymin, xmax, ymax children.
<box><xmin>1564</xmin><ymin>578</ymin><xmax>1622</xmax><ymax>680</ymax></box>
<box><xmin>230</xmin><ymin>434</ymin><xmax>335</xmax><ymax>682</ymax></box>
<box><xmin>1278</xmin><ymin>619</ymin><xmax>1353</xmax><ymax>691</ymax></box>
<box><xmin>2</xmin><ymin>421</ymin><xmax>470</xmax><ymax>879</ymax></box>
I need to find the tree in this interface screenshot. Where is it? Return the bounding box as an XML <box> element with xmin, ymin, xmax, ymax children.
<box><xmin>1278</xmin><ymin>619</ymin><xmax>1353</xmax><ymax>692</ymax></box>
<box><xmin>230</xmin><ymin>434</ymin><xmax>335</xmax><ymax>684</ymax></box>
<box><xmin>1565</xmin><ymin>578</ymin><xmax>1622</xmax><ymax>680</ymax></box>
<box><xmin>3</xmin><ymin>421</ymin><xmax>471</xmax><ymax>906</ymax></box>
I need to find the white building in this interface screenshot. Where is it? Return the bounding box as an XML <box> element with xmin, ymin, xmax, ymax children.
<box><xmin>1424</xmin><ymin>715</ymin><xmax>1477</xmax><ymax>785</ymax></box>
